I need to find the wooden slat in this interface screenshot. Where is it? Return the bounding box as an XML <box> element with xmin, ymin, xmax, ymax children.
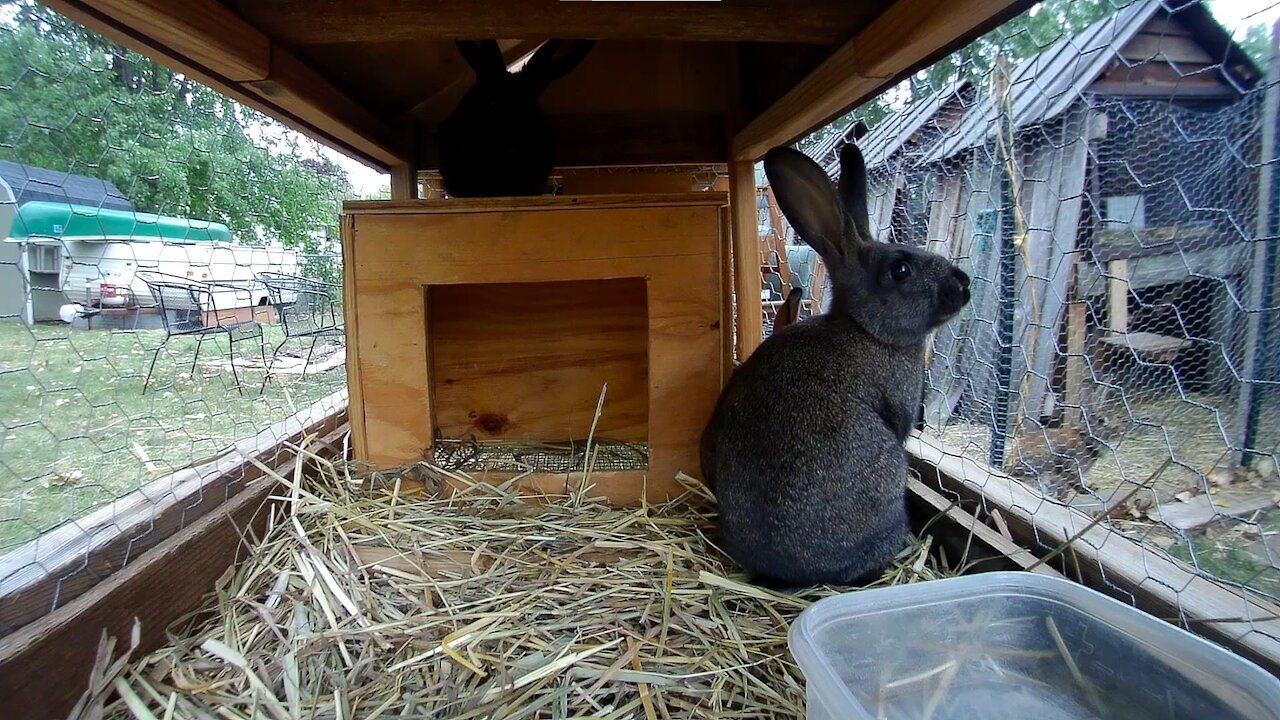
<box><xmin>0</xmin><ymin>421</ymin><xmax>351</xmax><ymax>720</ymax></box>
<box><xmin>227</xmin><ymin>0</ymin><xmax>880</xmax><ymax>45</ymax></box>
<box><xmin>1063</xmin><ymin>297</ymin><xmax>1087</xmax><ymax>428</ymax></box>
<box><xmin>341</xmin><ymin>215</ymin><xmax>369</xmax><ymax>463</ymax></box>
<box><xmin>719</xmin><ymin>204</ymin><xmax>737</xmax><ymax>382</ymax></box>
<box><xmin>907</xmin><ymin>432</ymin><xmax>1280</xmax><ymax>675</ymax></box>
<box><xmin>79</xmin><ymin>0</ymin><xmax>269</xmax><ymax>81</ymax></box>
<box><xmin>733</xmin><ymin>0</ymin><xmax>1032</xmax><ymax>161</ymax></box>
<box><xmin>42</xmin><ymin>0</ymin><xmax>407</xmax><ymax>169</ymax></box>
<box><xmin>343</xmin><ymin>194</ymin><xmax>729</xmax><ymax>214</ymax></box>
<box><xmin>1088</xmin><ymin>81</ymin><xmax>1239</xmax><ymax>98</ymax></box>
<box><xmin>556</xmin><ymin>168</ymin><xmax>710</xmax><ymax>195</ymax></box>
<box><xmin>906</xmin><ymin>477</ymin><xmax>1064</xmax><ymax>578</ymax></box>
<box><xmin>729</xmin><ymin>161</ymin><xmax>763</xmax><ymax>359</ymax></box>
<box><xmin>0</xmin><ymin>390</ymin><xmax>347</xmax><ymax>636</ymax></box>
<box><xmin>390</xmin><ymin>163</ymin><xmax>420</xmax><ymax>200</ymax></box>
<box><xmin>1107</xmin><ymin>258</ymin><xmax>1130</xmax><ymax>333</ymax></box>
<box><xmin>1121</xmin><ymin>33</ymin><xmax>1214</xmax><ymax>65</ymax></box>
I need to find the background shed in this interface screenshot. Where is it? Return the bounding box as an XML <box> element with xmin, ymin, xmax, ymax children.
<box><xmin>779</xmin><ymin>0</ymin><xmax>1264</xmax><ymax>472</ymax></box>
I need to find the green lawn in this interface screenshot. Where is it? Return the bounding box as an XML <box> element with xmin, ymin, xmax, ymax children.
<box><xmin>0</xmin><ymin>320</ymin><xmax>346</xmax><ymax>551</ymax></box>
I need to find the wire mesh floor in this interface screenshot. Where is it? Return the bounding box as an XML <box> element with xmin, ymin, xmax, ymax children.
<box><xmin>432</xmin><ymin>439</ymin><xmax>649</xmax><ymax>474</ymax></box>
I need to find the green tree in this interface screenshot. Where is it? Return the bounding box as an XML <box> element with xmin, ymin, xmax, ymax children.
<box><xmin>1240</xmin><ymin>22</ymin><xmax>1272</xmax><ymax>67</ymax></box>
<box><xmin>0</xmin><ymin>0</ymin><xmax>350</xmax><ymax>253</ymax></box>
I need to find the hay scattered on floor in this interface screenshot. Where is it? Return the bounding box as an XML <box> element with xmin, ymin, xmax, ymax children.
<box><xmin>83</xmin><ymin>450</ymin><xmax>958</xmax><ymax>720</ymax></box>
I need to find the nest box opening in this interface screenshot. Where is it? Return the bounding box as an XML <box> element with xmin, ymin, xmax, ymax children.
<box><xmin>425</xmin><ymin>278</ymin><xmax>651</xmax><ymax>473</ymax></box>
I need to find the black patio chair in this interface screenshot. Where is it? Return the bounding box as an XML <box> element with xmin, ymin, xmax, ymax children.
<box><xmin>256</xmin><ymin>272</ymin><xmax>344</xmax><ymax>385</ymax></box>
<box><xmin>136</xmin><ymin>271</ymin><xmax>267</xmax><ymax>396</ymax></box>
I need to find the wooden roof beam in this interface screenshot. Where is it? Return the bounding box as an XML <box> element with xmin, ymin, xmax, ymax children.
<box><xmin>732</xmin><ymin>0</ymin><xmax>1035</xmax><ymax>161</ymax></box>
<box><xmin>45</xmin><ymin>0</ymin><xmax>409</xmax><ymax>170</ymax></box>
<box><xmin>226</xmin><ymin>0</ymin><xmax>880</xmax><ymax>45</ymax></box>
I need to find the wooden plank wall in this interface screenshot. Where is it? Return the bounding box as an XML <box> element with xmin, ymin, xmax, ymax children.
<box><xmin>920</xmin><ymin>109</ymin><xmax>1089</xmax><ymax>440</ymax></box>
<box><xmin>922</xmin><ymin>157</ymin><xmax>1001</xmax><ymax>430</ymax></box>
<box><xmin>1007</xmin><ymin>108</ymin><xmax>1091</xmax><ymax>432</ymax></box>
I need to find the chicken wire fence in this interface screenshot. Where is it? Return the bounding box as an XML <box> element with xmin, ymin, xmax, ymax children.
<box><xmin>768</xmin><ymin>0</ymin><xmax>1280</xmax><ymax>626</ymax></box>
<box><xmin>0</xmin><ymin>1</ymin><xmax>354</xmax><ymax>634</ymax></box>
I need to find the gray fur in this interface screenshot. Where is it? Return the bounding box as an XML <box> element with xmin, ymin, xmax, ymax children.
<box><xmin>699</xmin><ymin>142</ymin><xmax>971</xmax><ymax>587</ymax></box>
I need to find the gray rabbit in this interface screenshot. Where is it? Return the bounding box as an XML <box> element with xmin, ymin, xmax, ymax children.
<box><xmin>700</xmin><ymin>142</ymin><xmax>971</xmax><ymax>588</ymax></box>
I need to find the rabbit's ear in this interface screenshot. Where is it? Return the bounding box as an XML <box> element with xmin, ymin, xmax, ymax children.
<box><xmin>523</xmin><ymin>40</ymin><xmax>596</xmax><ymax>91</ymax></box>
<box><xmin>774</xmin><ymin>286</ymin><xmax>803</xmax><ymax>331</ymax></box>
<box><xmin>456</xmin><ymin>40</ymin><xmax>507</xmax><ymax>79</ymax></box>
<box><xmin>837</xmin><ymin>142</ymin><xmax>872</xmax><ymax>241</ymax></box>
<box><xmin>764</xmin><ymin>146</ymin><xmax>848</xmax><ymax>265</ymax></box>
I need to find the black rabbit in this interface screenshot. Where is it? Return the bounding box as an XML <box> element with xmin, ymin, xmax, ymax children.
<box><xmin>438</xmin><ymin>39</ymin><xmax>595</xmax><ymax>198</ymax></box>
<box><xmin>700</xmin><ymin>143</ymin><xmax>971</xmax><ymax>588</ymax></box>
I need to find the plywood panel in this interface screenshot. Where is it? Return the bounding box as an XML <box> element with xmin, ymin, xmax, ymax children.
<box><xmin>228</xmin><ymin>0</ymin><xmax>876</xmax><ymax>45</ymax></box>
<box><xmin>429</xmin><ymin>279</ymin><xmax>649</xmax><ymax>443</ymax></box>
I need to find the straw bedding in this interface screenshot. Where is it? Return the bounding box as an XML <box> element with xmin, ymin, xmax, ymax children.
<box><xmin>79</xmin><ymin>452</ymin><xmax>956</xmax><ymax>720</ymax></box>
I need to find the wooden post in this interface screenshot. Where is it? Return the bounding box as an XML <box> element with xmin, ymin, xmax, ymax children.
<box><xmin>1064</xmin><ymin>294</ymin><xmax>1087</xmax><ymax>428</ymax></box>
<box><xmin>730</xmin><ymin>160</ymin><xmax>763</xmax><ymax>360</ymax></box>
<box><xmin>1107</xmin><ymin>258</ymin><xmax>1130</xmax><ymax>334</ymax></box>
<box><xmin>1236</xmin><ymin>20</ymin><xmax>1280</xmax><ymax>467</ymax></box>
<box><xmin>989</xmin><ymin>55</ymin><xmax>1016</xmax><ymax>469</ymax></box>
<box><xmin>390</xmin><ymin>162</ymin><xmax>420</xmax><ymax>200</ymax></box>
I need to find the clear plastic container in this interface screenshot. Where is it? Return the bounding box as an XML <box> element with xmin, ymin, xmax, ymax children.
<box><xmin>789</xmin><ymin>572</ymin><xmax>1280</xmax><ymax>720</ymax></box>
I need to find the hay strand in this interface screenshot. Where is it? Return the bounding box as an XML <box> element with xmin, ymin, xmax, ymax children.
<box><xmin>88</xmin><ymin>451</ymin><xmax>961</xmax><ymax>720</ymax></box>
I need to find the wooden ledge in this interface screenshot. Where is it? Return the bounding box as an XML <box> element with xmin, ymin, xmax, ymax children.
<box><xmin>342</xmin><ymin>192</ymin><xmax>730</xmax><ymax>215</ymax></box>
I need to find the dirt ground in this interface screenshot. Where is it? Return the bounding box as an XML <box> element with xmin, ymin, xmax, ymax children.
<box><xmin>933</xmin><ymin>389</ymin><xmax>1280</xmax><ymax>598</ymax></box>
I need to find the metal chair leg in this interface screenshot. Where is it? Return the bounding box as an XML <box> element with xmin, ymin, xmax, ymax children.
<box><xmin>142</xmin><ymin>338</ymin><xmax>168</xmax><ymax>394</ymax></box>
<box><xmin>261</xmin><ymin>335</ymin><xmax>288</xmax><ymax>393</ymax></box>
<box><xmin>226</xmin><ymin>332</ymin><xmax>246</xmax><ymax>397</ymax></box>
<box><xmin>302</xmin><ymin>335</ymin><xmax>321</xmax><ymax>380</ymax></box>
<box><xmin>257</xmin><ymin>332</ymin><xmax>273</xmax><ymax>396</ymax></box>
<box><xmin>190</xmin><ymin>335</ymin><xmax>205</xmax><ymax>379</ymax></box>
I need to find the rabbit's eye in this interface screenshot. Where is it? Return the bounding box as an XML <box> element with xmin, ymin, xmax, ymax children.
<box><xmin>890</xmin><ymin>260</ymin><xmax>912</xmax><ymax>282</ymax></box>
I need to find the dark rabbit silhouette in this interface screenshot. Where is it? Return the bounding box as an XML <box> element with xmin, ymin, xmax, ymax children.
<box><xmin>700</xmin><ymin>142</ymin><xmax>971</xmax><ymax>588</ymax></box>
<box><xmin>439</xmin><ymin>39</ymin><xmax>595</xmax><ymax>198</ymax></box>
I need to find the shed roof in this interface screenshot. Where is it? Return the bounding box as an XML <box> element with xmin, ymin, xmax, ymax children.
<box><xmin>806</xmin><ymin>78</ymin><xmax>975</xmax><ymax>175</ymax></box>
<box><xmin>0</xmin><ymin>160</ymin><xmax>133</xmax><ymax>212</ymax></box>
<box><xmin>921</xmin><ymin>0</ymin><xmax>1261</xmax><ymax>164</ymax></box>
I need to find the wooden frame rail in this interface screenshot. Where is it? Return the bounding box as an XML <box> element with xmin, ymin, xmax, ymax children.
<box><xmin>907</xmin><ymin>431</ymin><xmax>1280</xmax><ymax>676</ymax></box>
<box><xmin>0</xmin><ymin>416</ymin><xmax>351</xmax><ymax>720</ymax></box>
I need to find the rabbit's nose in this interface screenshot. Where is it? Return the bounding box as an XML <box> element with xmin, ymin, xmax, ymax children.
<box><xmin>952</xmin><ymin>268</ymin><xmax>971</xmax><ymax>288</ymax></box>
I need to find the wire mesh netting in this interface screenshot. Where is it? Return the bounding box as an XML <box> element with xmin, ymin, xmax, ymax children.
<box><xmin>769</xmin><ymin>0</ymin><xmax>1280</xmax><ymax>610</ymax></box>
<box><xmin>0</xmin><ymin>1</ymin><xmax>364</xmax><ymax>632</ymax></box>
